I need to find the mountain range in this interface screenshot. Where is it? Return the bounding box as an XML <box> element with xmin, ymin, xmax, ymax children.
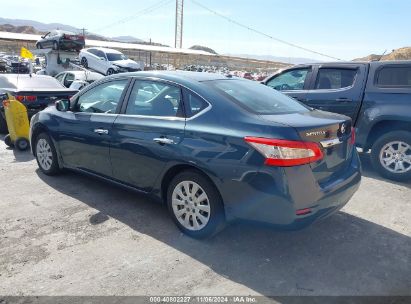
<box><xmin>0</xmin><ymin>17</ymin><xmax>145</xmax><ymax>44</ymax></box>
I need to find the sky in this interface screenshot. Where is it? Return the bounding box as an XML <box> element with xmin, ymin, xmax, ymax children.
<box><xmin>0</xmin><ymin>0</ymin><xmax>410</xmax><ymax>61</ymax></box>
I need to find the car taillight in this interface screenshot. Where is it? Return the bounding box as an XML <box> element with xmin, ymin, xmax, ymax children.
<box><xmin>350</xmin><ymin>127</ymin><xmax>356</xmax><ymax>145</ymax></box>
<box><xmin>14</xmin><ymin>95</ymin><xmax>37</xmax><ymax>102</ymax></box>
<box><xmin>16</xmin><ymin>95</ymin><xmax>25</xmax><ymax>102</ymax></box>
<box><xmin>244</xmin><ymin>137</ymin><xmax>323</xmax><ymax>167</ymax></box>
<box><xmin>25</xmin><ymin>95</ymin><xmax>37</xmax><ymax>102</ymax></box>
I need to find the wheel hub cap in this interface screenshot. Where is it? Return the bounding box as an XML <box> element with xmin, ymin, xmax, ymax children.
<box><xmin>36</xmin><ymin>139</ymin><xmax>53</xmax><ymax>171</ymax></box>
<box><xmin>380</xmin><ymin>141</ymin><xmax>411</xmax><ymax>173</ymax></box>
<box><xmin>172</xmin><ymin>181</ymin><xmax>211</xmax><ymax>231</ymax></box>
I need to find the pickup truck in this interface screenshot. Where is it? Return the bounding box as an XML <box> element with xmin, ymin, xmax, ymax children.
<box><xmin>262</xmin><ymin>60</ymin><xmax>411</xmax><ymax>181</ymax></box>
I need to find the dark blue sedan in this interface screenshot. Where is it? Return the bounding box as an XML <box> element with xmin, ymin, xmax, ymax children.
<box><xmin>30</xmin><ymin>71</ymin><xmax>361</xmax><ymax>238</ymax></box>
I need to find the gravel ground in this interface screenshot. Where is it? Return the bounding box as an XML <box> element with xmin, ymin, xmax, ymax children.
<box><xmin>0</xmin><ymin>136</ymin><xmax>410</xmax><ymax>296</ymax></box>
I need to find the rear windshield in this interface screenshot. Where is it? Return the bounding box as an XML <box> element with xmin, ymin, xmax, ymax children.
<box><xmin>0</xmin><ymin>75</ymin><xmax>64</xmax><ymax>90</ymax></box>
<box><xmin>207</xmin><ymin>79</ymin><xmax>309</xmax><ymax>114</ymax></box>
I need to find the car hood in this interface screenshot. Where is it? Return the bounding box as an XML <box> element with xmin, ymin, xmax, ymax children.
<box><xmin>111</xmin><ymin>59</ymin><xmax>141</xmax><ymax>69</ymax></box>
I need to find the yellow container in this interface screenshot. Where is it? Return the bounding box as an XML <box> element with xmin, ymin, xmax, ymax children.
<box><xmin>3</xmin><ymin>97</ymin><xmax>30</xmax><ymax>150</ymax></box>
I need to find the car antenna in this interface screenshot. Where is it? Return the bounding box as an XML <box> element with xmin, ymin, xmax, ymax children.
<box><xmin>377</xmin><ymin>50</ymin><xmax>387</xmax><ymax>61</ymax></box>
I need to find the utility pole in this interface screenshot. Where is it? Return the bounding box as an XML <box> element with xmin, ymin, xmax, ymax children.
<box><xmin>174</xmin><ymin>0</ymin><xmax>184</xmax><ymax>48</ymax></box>
<box><xmin>80</xmin><ymin>28</ymin><xmax>87</xmax><ymax>38</ymax></box>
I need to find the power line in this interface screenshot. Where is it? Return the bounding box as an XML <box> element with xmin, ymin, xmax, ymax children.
<box><xmin>190</xmin><ymin>0</ymin><xmax>342</xmax><ymax>61</ymax></box>
<box><xmin>94</xmin><ymin>0</ymin><xmax>174</xmax><ymax>33</ymax></box>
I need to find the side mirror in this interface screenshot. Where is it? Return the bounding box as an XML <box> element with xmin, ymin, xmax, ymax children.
<box><xmin>55</xmin><ymin>99</ymin><xmax>70</xmax><ymax>112</ymax></box>
<box><xmin>99</xmin><ymin>57</ymin><xmax>106</xmax><ymax>61</ymax></box>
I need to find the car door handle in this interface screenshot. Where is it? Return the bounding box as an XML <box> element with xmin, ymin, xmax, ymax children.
<box><xmin>94</xmin><ymin>128</ymin><xmax>109</xmax><ymax>135</ymax></box>
<box><xmin>153</xmin><ymin>137</ymin><xmax>175</xmax><ymax>145</ymax></box>
<box><xmin>336</xmin><ymin>98</ymin><xmax>352</xmax><ymax>102</ymax></box>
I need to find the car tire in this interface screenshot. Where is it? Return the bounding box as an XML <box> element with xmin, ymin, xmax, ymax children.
<box><xmin>0</xmin><ymin>113</ymin><xmax>8</xmax><ymax>134</ymax></box>
<box><xmin>81</xmin><ymin>57</ymin><xmax>88</xmax><ymax>68</ymax></box>
<box><xmin>370</xmin><ymin>131</ymin><xmax>411</xmax><ymax>182</ymax></box>
<box><xmin>4</xmin><ymin>134</ymin><xmax>13</xmax><ymax>147</ymax></box>
<box><xmin>167</xmin><ymin>170</ymin><xmax>225</xmax><ymax>239</ymax></box>
<box><xmin>15</xmin><ymin>137</ymin><xmax>29</xmax><ymax>151</ymax></box>
<box><xmin>34</xmin><ymin>133</ymin><xmax>61</xmax><ymax>176</ymax></box>
<box><xmin>53</xmin><ymin>41</ymin><xmax>59</xmax><ymax>50</ymax></box>
<box><xmin>106</xmin><ymin>68</ymin><xmax>115</xmax><ymax>76</ymax></box>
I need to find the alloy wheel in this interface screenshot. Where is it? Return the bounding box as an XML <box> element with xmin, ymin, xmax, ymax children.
<box><xmin>379</xmin><ymin>141</ymin><xmax>411</xmax><ymax>173</ymax></box>
<box><xmin>171</xmin><ymin>181</ymin><xmax>211</xmax><ymax>231</ymax></box>
<box><xmin>36</xmin><ymin>138</ymin><xmax>53</xmax><ymax>171</ymax></box>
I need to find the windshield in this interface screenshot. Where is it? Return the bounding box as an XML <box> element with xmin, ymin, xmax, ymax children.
<box><xmin>106</xmin><ymin>53</ymin><xmax>127</xmax><ymax>61</ymax></box>
<box><xmin>207</xmin><ymin>79</ymin><xmax>309</xmax><ymax>115</ymax></box>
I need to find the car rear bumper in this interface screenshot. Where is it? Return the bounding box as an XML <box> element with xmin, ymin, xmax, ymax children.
<box><xmin>222</xmin><ymin>150</ymin><xmax>361</xmax><ymax>229</ymax></box>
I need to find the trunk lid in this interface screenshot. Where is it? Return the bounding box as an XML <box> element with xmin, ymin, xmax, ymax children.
<box><xmin>14</xmin><ymin>89</ymin><xmax>77</xmax><ymax>110</ymax></box>
<box><xmin>260</xmin><ymin>110</ymin><xmax>354</xmax><ymax>185</ymax></box>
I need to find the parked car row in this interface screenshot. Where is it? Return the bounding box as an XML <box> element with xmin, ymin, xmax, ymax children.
<box><xmin>0</xmin><ymin>54</ymin><xmax>30</xmax><ymax>74</ymax></box>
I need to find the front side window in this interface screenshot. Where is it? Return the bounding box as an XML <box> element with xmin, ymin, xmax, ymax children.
<box><xmin>266</xmin><ymin>68</ymin><xmax>309</xmax><ymax>91</ymax></box>
<box><xmin>315</xmin><ymin>68</ymin><xmax>357</xmax><ymax>90</ymax></box>
<box><xmin>125</xmin><ymin>80</ymin><xmax>183</xmax><ymax>117</ymax></box>
<box><xmin>208</xmin><ymin>79</ymin><xmax>309</xmax><ymax>115</ymax></box>
<box><xmin>376</xmin><ymin>66</ymin><xmax>411</xmax><ymax>87</ymax></box>
<box><xmin>75</xmin><ymin>79</ymin><xmax>128</xmax><ymax>113</ymax></box>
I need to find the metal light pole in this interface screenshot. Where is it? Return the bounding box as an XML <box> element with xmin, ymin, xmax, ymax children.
<box><xmin>174</xmin><ymin>0</ymin><xmax>184</xmax><ymax>48</ymax></box>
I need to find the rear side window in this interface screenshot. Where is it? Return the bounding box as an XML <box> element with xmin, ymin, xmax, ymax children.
<box><xmin>376</xmin><ymin>66</ymin><xmax>411</xmax><ymax>87</ymax></box>
<box><xmin>315</xmin><ymin>68</ymin><xmax>357</xmax><ymax>90</ymax></box>
<box><xmin>125</xmin><ymin>80</ymin><xmax>183</xmax><ymax>117</ymax></box>
<box><xmin>208</xmin><ymin>79</ymin><xmax>308</xmax><ymax>115</ymax></box>
<box><xmin>184</xmin><ymin>91</ymin><xmax>208</xmax><ymax>117</ymax></box>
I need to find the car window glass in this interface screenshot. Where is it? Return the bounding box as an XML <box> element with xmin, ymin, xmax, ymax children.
<box><xmin>55</xmin><ymin>73</ymin><xmax>65</xmax><ymax>82</ymax></box>
<box><xmin>96</xmin><ymin>50</ymin><xmax>106</xmax><ymax>59</ymax></box>
<box><xmin>315</xmin><ymin>68</ymin><xmax>357</xmax><ymax>90</ymax></box>
<box><xmin>208</xmin><ymin>79</ymin><xmax>308</xmax><ymax>115</ymax></box>
<box><xmin>107</xmin><ymin>53</ymin><xmax>127</xmax><ymax>61</ymax></box>
<box><xmin>64</xmin><ymin>73</ymin><xmax>75</xmax><ymax>87</ymax></box>
<box><xmin>125</xmin><ymin>81</ymin><xmax>183</xmax><ymax>117</ymax></box>
<box><xmin>76</xmin><ymin>79</ymin><xmax>128</xmax><ymax>114</ymax></box>
<box><xmin>376</xmin><ymin>66</ymin><xmax>411</xmax><ymax>87</ymax></box>
<box><xmin>185</xmin><ymin>91</ymin><xmax>208</xmax><ymax>117</ymax></box>
<box><xmin>266</xmin><ymin>69</ymin><xmax>309</xmax><ymax>91</ymax></box>
<box><xmin>88</xmin><ymin>49</ymin><xmax>97</xmax><ymax>55</ymax></box>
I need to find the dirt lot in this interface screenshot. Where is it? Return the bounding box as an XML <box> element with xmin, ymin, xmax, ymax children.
<box><xmin>0</xmin><ymin>136</ymin><xmax>410</xmax><ymax>296</ymax></box>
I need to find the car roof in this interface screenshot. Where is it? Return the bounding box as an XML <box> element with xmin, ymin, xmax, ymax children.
<box><xmin>88</xmin><ymin>47</ymin><xmax>123</xmax><ymax>54</ymax></box>
<box><xmin>53</xmin><ymin>30</ymin><xmax>75</xmax><ymax>34</ymax></box>
<box><xmin>109</xmin><ymin>70</ymin><xmax>234</xmax><ymax>83</ymax></box>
